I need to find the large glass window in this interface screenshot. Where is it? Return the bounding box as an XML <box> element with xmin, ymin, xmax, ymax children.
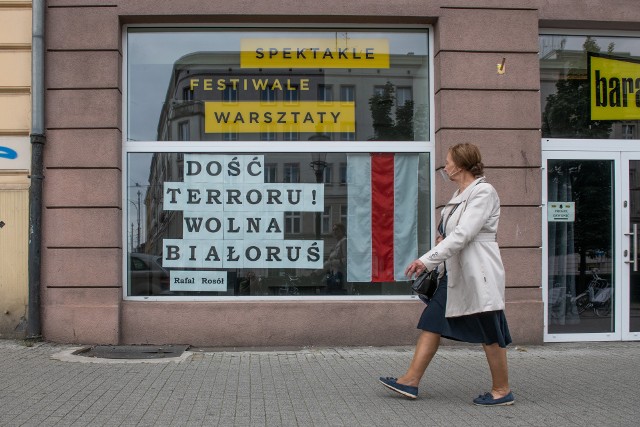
<box><xmin>546</xmin><ymin>159</ymin><xmax>615</xmax><ymax>334</ymax></box>
<box><xmin>128</xmin><ymin>28</ymin><xmax>430</xmax><ymax>142</ymax></box>
<box><xmin>540</xmin><ymin>34</ymin><xmax>640</xmax><ymax>139</ymax></box>
<box><xmin>126</xmin><ymin>28</ymin><xmax>432</xmax><ymax>298</ymax></box>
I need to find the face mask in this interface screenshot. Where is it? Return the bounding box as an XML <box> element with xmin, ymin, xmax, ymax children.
<box><xmin>440</xmin><ymin>168</ymin><xmax>461</xmax><ymax>181</ymax></box>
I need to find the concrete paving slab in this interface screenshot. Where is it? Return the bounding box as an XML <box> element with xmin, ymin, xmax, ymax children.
<box><xmin>0</xmin><ymin>340</ymin><xmax>639</xmax><ymax>426</ymax></box>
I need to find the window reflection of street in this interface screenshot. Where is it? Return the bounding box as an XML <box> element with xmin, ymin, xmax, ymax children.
<box><xmin>129</xmin><ymin>253</ymin><xmax>170</xmax><ymax>296</ymax></box>
<box><xmin>125</xmin><ymin>29</ymin><xmax>432</xmax><ymax>298</ymax></box>
<box><xmin>129</xmin><ymin>151</ymin><xmax>430</xmax><ymax>297</ymax></box>
<box><xmin>547</xmin><ymin>159</ymin><xmax>615</xmax><ymax>334</ymax></box>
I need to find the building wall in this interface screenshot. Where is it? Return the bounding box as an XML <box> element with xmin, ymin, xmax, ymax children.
<box><xmin>0</xmin><ymin>0</ymin><xmax>31</xmax><ymax>338</ymax></box>
<box><xmin>40</xmin><ymin>0</ymin><xmax>640</xmax><ymax>346</ymax></box>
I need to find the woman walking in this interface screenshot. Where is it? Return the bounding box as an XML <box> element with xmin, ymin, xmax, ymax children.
<box><xmin>379</xmin><ymin>143</ymin><xmax>514</xmax><ymax>406</ymax></box>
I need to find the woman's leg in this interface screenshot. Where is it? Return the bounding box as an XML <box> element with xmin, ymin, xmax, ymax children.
<box><xmin>397</xmin><ymin>331</ymin><xmax>441</xmax><ymax>387</ymax></box>
<box><xmin>481</xmin><ymin>343</ymin><xmax>510</xmax><ymax>397</ymax></box>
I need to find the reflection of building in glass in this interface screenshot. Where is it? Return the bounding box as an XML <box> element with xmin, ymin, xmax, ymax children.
<box><xmin>156</xmin><ymin>51</ymin><xmax>428</xmax><ymax>142</ymax></box>
<box><xmin>144</xmin><ymin>152</ymin><xmax>183</xmax><ymax>256</ymax></box>
<box><xmin>539</xmin><ymin>37</ymin><xmax>640</xmax><ymax>139</ymax></box>
<box><xmin>141</xmin><ymin>151</ymin><xmax>350</xmax><ymax>277</ymax></box>
<box><xmin>147</xmin><ymin>50</ymin><xmax>427</xmax><ymax>282</ymax></box>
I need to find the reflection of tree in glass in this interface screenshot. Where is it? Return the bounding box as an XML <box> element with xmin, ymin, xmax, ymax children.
<box><xmin>542</xmin><ymin>37</ymin><xmax>615</xmax><ymax>138</ymax></box>
<box><xmin>549</xmin><ymin>160</ymin><xmax>613</xmax><ymax>289</ymax></box>
<box><xmin>368</xmin><ymin>81</ymin><xmax>414</xmax><ymax>140</ymax></box>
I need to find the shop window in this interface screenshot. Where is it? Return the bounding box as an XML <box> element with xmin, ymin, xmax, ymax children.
<box><xmin>540</xmin><ymin>33</ymin><xmax>640</xmax><ymax>140</ymax></box>
<box><xmin>127</xmin><ymin>151</ymin><xmax>431</xmax><ymax>296</ymax></box>
<box><xmin>126</xmin><ymin>27</ymin><xmax>432</xmax><ymax>298</ymax></box>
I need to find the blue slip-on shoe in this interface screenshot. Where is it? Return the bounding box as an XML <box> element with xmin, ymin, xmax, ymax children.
<box><xmin>473</xmin><ymin>391</ymin><xmax>515</xmax><ymax>406</ymax></box>
<box><xmin>378</xmin><ymin>377</ymin><xmax>418</xmax><ymax>399</ymax></box>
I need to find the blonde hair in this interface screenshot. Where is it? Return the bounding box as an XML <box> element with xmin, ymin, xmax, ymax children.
<box><xmin>449</xmin><ymin>143</ymin><xmax>484</xmax><ymax>177</ymax></box>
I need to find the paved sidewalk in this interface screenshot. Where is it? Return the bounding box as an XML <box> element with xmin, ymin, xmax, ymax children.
<box><xmin>0</xmin><ymin>340</ymin><xmax>639</xmax><ymax>426</ymax></box>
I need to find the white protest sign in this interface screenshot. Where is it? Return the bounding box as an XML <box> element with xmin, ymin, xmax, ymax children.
<box><xmin>162</xmin><ymin>238</ymin><xmax>322</xmax><ymax>269</ymax></box>
<box><xmin>162</xmin><ymin>154</ymin><xmax>325</xmax><ymax>282</ymax></box>
<box><xmin>163</xmin><ymin>182</ymin><xmax>323</xmax><ymax>212</ymax></box>
<box><xmin>182</xmin><ymin>211</ymin><xmax>285</xmax><ymax>240</ymax></box>
<box><xmin>170</xmin><ymin>270</ymin><xmax>228</xmax><ymax>292</ymax></box>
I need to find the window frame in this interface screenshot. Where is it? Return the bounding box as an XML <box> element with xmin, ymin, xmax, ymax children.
<box><xmin>539</xmin><ymin>28</ymin><xmax>640</xmax><ymax>141</ymax></box>
<box><xmin>122</xmin><ymin>24</ymin><xmax>436</xmax><ymax>301</ymax></box>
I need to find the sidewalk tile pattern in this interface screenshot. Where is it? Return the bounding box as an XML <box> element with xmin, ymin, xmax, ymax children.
<box><xmin>0</xmin><ymin>341</ymin><xmax>639</xmax><ymax>426</ymax></box>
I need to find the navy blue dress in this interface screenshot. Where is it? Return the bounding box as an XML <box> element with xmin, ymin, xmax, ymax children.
<box><xmin>417</xmin><ymin>274</ymin><xmax>512</xmax><ymax>348</ymax></box>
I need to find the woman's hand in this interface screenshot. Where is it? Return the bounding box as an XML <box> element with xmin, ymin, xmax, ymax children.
<box><xmin>404</xmin><ymin>259</ymin><xmax>427</xmax><ymax>279</ymax></box>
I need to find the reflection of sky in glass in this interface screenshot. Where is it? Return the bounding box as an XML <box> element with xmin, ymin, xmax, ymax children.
<box><xmin>128</xmin><ymin>29</ymin><xmax>429</xmax><ymax>64</ymax></box>
<box><xmin>127</xmin><ymin>29</ymin><xmax>429</xmax><ymax>141</ymax></box>
<box><xmin>539</xmin><ymin>34</ymin><xmax>640</xmax><ymax>60</ymax></box>
<box><xmin>128</xmin><ymin>153</ymin><xmax>153</xmax><ymax>191</ymax></box>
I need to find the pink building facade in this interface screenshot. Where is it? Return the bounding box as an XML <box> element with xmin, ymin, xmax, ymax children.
<box><xmin>40</xmin><ymin>1</ymin><xmax>640</xmax><ymax>345</ymax></box>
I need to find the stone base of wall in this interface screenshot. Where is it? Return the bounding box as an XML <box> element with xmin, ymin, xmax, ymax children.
<box><xmin>120</xmin><ymin>299</ymin><xmax>543</xmax><ymax>347</ymax></box>
<box><xmin>0</xmin><ymin>314</ymin><xmax>27</xmax><ymax>340</ymax></box>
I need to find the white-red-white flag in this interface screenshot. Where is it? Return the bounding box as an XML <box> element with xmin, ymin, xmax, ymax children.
<box><xmin>347</xmin><ymin>153</ymin><xmax>419</xmax><ymax>282</ymax></box>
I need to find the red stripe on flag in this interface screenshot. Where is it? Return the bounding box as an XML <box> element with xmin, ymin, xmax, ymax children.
<box><xmin>371</xmin><ymin>153</ymin><xmax>394</xmax><ymax>282</ymax></box>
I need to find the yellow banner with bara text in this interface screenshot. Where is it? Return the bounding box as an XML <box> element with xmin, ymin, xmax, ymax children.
<box><xmin>205</xmin><ymin>101</ymin><xmax>355</xmax><ymax>134</ymax></box>
<box><xmin>241</xmin><ymin>38</ymin><xmax>389</xmax><ymax>69</ymax></box>
<box><xmin>590</xmin><ymin>53</ymin><xmax>640</xmax><ymax>120</ymax></box>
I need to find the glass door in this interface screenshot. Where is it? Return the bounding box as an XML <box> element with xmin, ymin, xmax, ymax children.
<box><xmin>621</xmin><ymin>154</ymin><xmax>640</xmax><ymax>340</ymax></box>
<box><xmin>543</xmin><ymin>151</ymin><xmax>621</xmax><ymax>341</ymax></box>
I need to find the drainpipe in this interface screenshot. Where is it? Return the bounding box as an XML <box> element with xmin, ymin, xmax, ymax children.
<box><xmin>27</xmin><ymin>0</ymin><xmax>45</xmax><ymax>339</ymax></box>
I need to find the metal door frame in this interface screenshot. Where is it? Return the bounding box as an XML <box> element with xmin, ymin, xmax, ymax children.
<box><xmin>542</xmin><ymin>141</ymin><xmax>623</xmax><ymax>342</ymax></box>
<box><xmin>620</xmin><ymin>152</ymin><xmax>640</xmax><ymax>340</ymax></box>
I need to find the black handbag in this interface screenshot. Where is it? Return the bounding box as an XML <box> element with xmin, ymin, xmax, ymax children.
<box><xmin>411</xmin><ymin>269</ymin><xmax>439</xmax><ymax>299</ymax></box>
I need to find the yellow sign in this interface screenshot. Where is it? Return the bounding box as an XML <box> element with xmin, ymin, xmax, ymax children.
<box><xmin>240</xmin><ymin>38</ymin><xmax>389</xmax><ymax>69</ymax></box>
<box><xmin>590</xmin><ymin>53</ymin><xmax>640</xmax><ymax>120</ymax></box>
<box><xmin>189</xmin><ymin>77</ymin><xmax>309</xmax><ymax>92</ymax></box>
<box><xmin>205</xmin><ymin>101</ymin><xmax>355</xmax><ymax>133</ymax></box>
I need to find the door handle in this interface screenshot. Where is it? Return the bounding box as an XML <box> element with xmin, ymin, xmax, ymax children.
<box><xmin>625</xmin><ymin>223</ymin><xmax>638</xmax><ymax>272</ymax></box>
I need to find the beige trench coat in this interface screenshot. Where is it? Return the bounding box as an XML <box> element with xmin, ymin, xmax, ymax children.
<box><xmin>418</xmin><ymin>177</ymin><xmax>506</xmax><ymax>317</ymax></box>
